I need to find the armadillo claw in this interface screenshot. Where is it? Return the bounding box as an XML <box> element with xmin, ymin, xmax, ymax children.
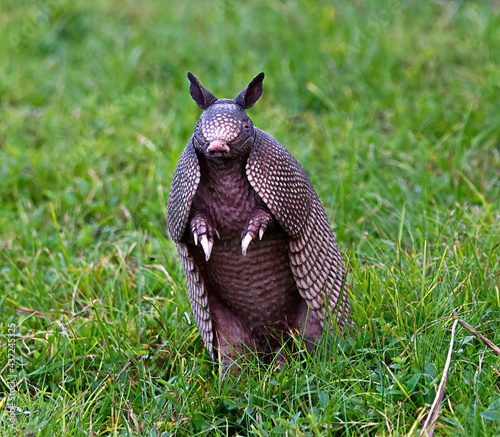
<box><xmin>241</xmin><ymin>232</ymin><xmax>254</xmax><ymax>257</ymax></box>
<box><xmin>200</xmin><ymin>234</ymin><xmax>213</xmax><ymax>261</ymax></box>
<box><xmin>241</xmin><ymin>207</ymin><xmax>273</xmax><ymax>255</ymax></box>
<box><xmin>190</xmin><ymin>212</ymin><xmax>217</xmax><ymax>261</ymax></box>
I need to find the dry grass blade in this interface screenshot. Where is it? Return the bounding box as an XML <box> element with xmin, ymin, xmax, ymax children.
<box><xmin>457</xmin><ymin>319</ymin><xmax>500</xmax><ymax>356</ymax></box>
<box><xmin>420</xmin><ymin>319</ymin><xmax>459</xmax><ymax>437</ymax></box>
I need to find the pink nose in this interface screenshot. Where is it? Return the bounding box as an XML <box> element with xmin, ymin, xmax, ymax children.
<box><xmin>207</xmin><ymin>140</ymin><xmax>230</xmax><ymax>154</ymax></box>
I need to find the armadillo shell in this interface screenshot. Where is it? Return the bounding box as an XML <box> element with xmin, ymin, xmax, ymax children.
<box><xmin>246</xmin><ymin>129</ymin><xmax>314</xmax><ymax>237</ymax></box>
<box><xmin>247</xmin><ymin>129</ymin><xmax>350</xmax><ymax>329</ymax></box>
<box><xmin>177</xmin><ymin>241</ymin><xmax>214</xmax><ymax>359</ymax></box>
<box><xmin>167</xmin><ymin>138</ymin><xmax>201</xmax><ymax>243</ymax></box>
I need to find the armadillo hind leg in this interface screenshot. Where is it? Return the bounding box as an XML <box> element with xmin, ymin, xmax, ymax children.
<box><xmin>208</xmin><ymin>296</ymin><xmax>259</xmax><ymax>377</ymax></box>
<box><xmin>293</xmin><ymin>299</ymin><xmax>324</xmax><ymax>353</ymax></box>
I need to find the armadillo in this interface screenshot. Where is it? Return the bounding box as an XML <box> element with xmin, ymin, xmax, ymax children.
<box><xmin>167</xmin><ymin>72</ymin><xmax>350</xmax><ymax>373</ymax></box>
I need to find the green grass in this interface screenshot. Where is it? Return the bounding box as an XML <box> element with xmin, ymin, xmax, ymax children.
<box><xmin>1</xmin><ymin>0</ymin><xmax>499</xmax><ymax>435</ymax></box>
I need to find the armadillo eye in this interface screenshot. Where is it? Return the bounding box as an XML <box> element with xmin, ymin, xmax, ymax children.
<box><xmin>194</xmin><ymin>135</ymin><xmax>208</xmax><ymax>147</ymax></box>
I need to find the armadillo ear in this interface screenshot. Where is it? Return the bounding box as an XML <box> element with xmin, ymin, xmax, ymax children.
<box><xmin>187</xmin><ymin>72</ymin><xmax>218</xmax><ymax>109</ymax></box>
<box><xmin>234</xmin><ymin>72</ymin><xmax>265</xmax><ymax>109</ymax></box>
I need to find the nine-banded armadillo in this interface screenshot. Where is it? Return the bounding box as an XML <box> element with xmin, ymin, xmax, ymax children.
<box><xmin>167</xmin><ymin>72</ymin><xmax>350</xmax><ymax>373</ymax></box>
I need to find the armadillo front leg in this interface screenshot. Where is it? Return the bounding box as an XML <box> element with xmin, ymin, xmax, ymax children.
<box><xmin>190</xmin><ymin>211</ymin><xmax>219</xmax><ymax>261</ymax></box>
<box><xmin>241</xmin><ymin>206</ymin><xmax>274</xmax><ymax>256</ymax></box>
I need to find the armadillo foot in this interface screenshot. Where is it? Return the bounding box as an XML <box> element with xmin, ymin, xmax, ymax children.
<box><xmin>190</xmin><ymin>211</ymin><xmax>218</xmax><ymax>261</ymax></box>
<box><xmin>241</xmin><ymin>206</ymin><xmax>274</xmax><ymax>256</ymax></box>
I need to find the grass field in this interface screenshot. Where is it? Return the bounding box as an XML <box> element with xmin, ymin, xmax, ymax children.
<box><xmin>1</xmin><ymin>0</ymin><xmax>500</xmax><ymax>435</ymax></box>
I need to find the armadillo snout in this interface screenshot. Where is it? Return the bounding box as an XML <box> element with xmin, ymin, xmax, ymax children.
<box><xmin>207</xmin><ymin>140</ymin><xmax>230</xmax><ymax>156</ymax></box>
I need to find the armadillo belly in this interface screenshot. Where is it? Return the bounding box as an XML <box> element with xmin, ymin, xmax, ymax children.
<box><xmin>191</xmin><ymin>234</ymin><xmax>301</xmax><ymax>331</ymax></box>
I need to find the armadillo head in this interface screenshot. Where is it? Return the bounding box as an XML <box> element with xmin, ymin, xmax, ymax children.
<box><xmin>187</xmin><ymin>72</ymin><xmax>265</xmax><ymax>161</ymax></box>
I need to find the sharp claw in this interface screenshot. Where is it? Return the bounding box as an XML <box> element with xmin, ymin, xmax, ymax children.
<box><xmin>241</xmin><ymin>233</ymin><xmax>254</xmax><ymax>256</ymax></box>
<box><xmin>193</xmin><ymin>232</ymin><xmax>198</xmax><ymax>246</ymax></box>
<box><xmin>206</xmin><ymin>240</ymin><xmax>213</xmax><ymax>261</ymax></box>
<box><xmin>200</xmin><ymin>235</ymin><xmax>213</xmax><ymax>261</ymax></box>
<box><xmin>259</xmin><ymin>227</ymin><xmax>265</xmax><ymax>240</ymax></box>
<box><xmin>215</xmin><ymin>229</ymin><xmax>220</xmax><ymax>239</ymax></box>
